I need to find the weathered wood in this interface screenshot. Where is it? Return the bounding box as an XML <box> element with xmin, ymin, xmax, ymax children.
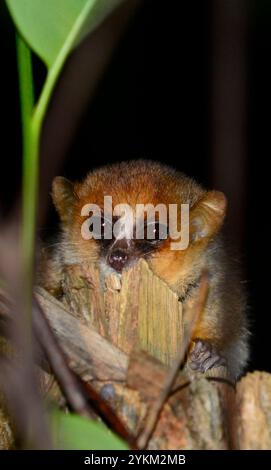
<box><xmin>235</xmin><ymin>372</ymin><xmax>271</xmax><ymax>449</ymax></box>
<box><xmin>35</xmin><ymin>287</ymin><xmax>128</xmax><ymax>382</ymax></box>
<box><xmin>62</xmin><ymin>259</ymin><xmax>183</xmax><ymax>366</ymax></box>
<box><xmin>45</xmin><ymin>259</ymin><xmax>271</xmax><ymax>450</ymax></box>
<box><xmin>94</xmin><ymin>349</ymin><xmax>234</xmax><ymax>450</ymax></box>
<box><xmin>127</xmin><ymin>350</ymin><xmax>168</xmax><ymax>403</ymax></box>
<box><xmin>1</xmin><ymin>260</ymin><xmax>271</xmax><ymax>450</ymax></box>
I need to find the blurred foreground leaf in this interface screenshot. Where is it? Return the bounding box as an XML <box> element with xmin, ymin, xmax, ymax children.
<box><xmin>51</xmin><ymin>410</ymin><xmax>129</xmax><ymax>450</ymax></box>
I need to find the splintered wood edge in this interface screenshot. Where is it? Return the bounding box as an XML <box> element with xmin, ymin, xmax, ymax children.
<box><xmin>102</xmin><ymin>259</ymin><xmax>183</xmax><ymax>366</ymax></box>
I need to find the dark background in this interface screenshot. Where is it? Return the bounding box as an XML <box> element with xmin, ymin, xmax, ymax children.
<box><xmin>0</xmin><ymin>0</ymin><xmax>270</xmax><ymax>372</ymax></box>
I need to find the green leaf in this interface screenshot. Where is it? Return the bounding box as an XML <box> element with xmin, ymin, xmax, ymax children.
<box><xmin>6</xmin><ymin>0</ymin><xmax>125</xmax><ymax>68</ymax></box>
<box><xmin>51</xmin><ymin>410</ymin><xmax>129</xmax><ymax>450</ymax></box>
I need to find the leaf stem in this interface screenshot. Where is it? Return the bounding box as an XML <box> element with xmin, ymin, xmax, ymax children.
<box><xmin>16</xmin><ymin>34</ymin><xmax>38</xmax><ymax>334</ymax></box>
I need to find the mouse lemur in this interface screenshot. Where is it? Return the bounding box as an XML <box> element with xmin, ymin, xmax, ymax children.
<box><xmin>39</xmin><ymin>160</ymin><xmax>249</xmax><ymax>380</ymax></box>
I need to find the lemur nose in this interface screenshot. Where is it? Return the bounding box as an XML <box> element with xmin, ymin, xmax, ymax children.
<box><xmin>108</xmin><ymin>249</ymin><xmax>129</xmax><ymax>272</ymax></box>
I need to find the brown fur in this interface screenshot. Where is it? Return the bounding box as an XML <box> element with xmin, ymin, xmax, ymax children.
<box><xmin>39</xmin><ymin>160</ymin><xmax>249</xmax><ymax>379</ymax></box>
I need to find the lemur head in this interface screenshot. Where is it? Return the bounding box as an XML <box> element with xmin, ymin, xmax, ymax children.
<box><xmin>52</xmin><ymin>160</ymin><xmax>226</xmax><ymax>289</ymax></box>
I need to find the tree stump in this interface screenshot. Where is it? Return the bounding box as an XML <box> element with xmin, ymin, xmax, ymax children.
<box><xmin>1</xmin><ymin>259</ymin><xmax>271</xmax><ymax>449</ymax></box>
<box><xmin>61</xmin><ymin>259</ymin><xmax>183</xmax><ymax>366</ymax></box>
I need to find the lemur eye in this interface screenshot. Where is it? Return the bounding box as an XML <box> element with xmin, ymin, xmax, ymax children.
<box><xmin>89</xmin><ymin>215</ymin><xmax>112</xmax><ymax>240</ymax></box>
<box><xmin>144</xmin><ymin>222</ymin><xmax>168</xmax><ymax>242</ymax></box>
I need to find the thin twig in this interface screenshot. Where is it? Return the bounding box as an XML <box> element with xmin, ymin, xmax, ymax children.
<box><xmin>137</xmin><ymin>271</ymin><xmax>209</xmax><ymax>449</ymax></box>
<box><xmin>33</xmin><ymin>296</ymin><xmax>97</xmax><ymax>420</ymax></box>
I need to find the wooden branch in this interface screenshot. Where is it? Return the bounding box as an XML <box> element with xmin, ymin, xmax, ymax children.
<box><xmin>35</xmin><ymin>286</ymin><xmax>128</xmax><ymax>382</ymax></box>
<box><xmin>1</xmin><ymin>260</ymin><xmax>271</xmax><ymax>449</ymax></box>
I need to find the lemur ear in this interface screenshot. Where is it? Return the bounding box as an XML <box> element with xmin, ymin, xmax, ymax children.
<box><xmin>52</xmin><ymin>176</ymin><xmax>78</xmax><ymax>224</ymax></box>
<box><xmin>190</xmin><ymin>191</ymin><xmax>227</xmax><ymax>243</ymax></box>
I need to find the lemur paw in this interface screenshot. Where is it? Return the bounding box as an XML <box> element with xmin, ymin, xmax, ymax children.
<box><xmin>188</xmin><ymin>339</ymin><xmax>226</xmax><ymax>373</ymax></box>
